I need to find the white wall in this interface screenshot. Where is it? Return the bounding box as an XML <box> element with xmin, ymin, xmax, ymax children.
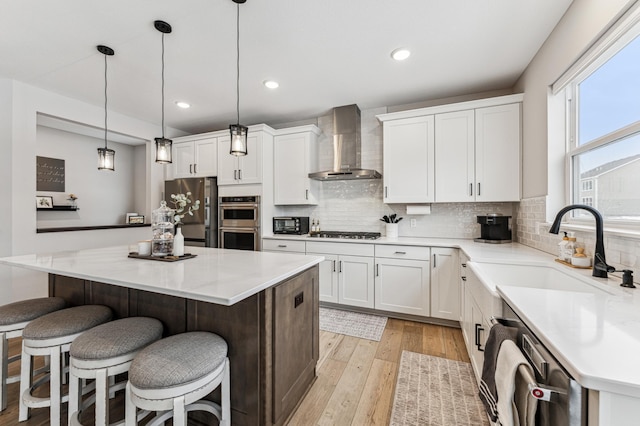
<box><xmin>514</xmin><ymin>0</ymin><xmax>635</xmax><ymax>199</ymax></box>
<box><xmin>1</xmin><ymin>80</ymin><xmax>179</xmax><ymax>304</ymax></box>
<box><xmin>36</xmin><ymin>126</ymin><xmax>139</xmax><ymax>227</ymax></box>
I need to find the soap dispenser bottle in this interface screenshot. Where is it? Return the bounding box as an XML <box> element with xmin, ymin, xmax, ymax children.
<box><xmin>558</xmin><ymin>232</ymin><xmax>569</xmax><ymax>261</ymax></box>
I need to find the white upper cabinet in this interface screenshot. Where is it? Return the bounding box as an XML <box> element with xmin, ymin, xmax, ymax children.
<box><xmin>434</xmin><ymin>110</ymin><xmax>475</xmax><ymax>202</ymax></box>
<box><xmin>378</xmin><ymin>94</ymin><xmax>522</xmax><ymax>203</ymax></box>
<box><xmin>273</xmin><ymin>125</ymin><xmax>320</xmax><ymax>205</ymax></box>
<box><xmin>381</xmin><ymin>115</ymin><xmax>435</xmax><ymax>203</ymax></box>
<box><xmin>217</xmin><ymin>132</ymin><xmax>263</xmax><ymax>185</ymax></box>
<box><xmin>474</xmin><ymin>103</ymin><xmax>521</xmax><ymax>202</ymax></box>
<box><xmin>170</xmin><ymin>136</ymin><xmax>217</xmax><ymax>179</ymax></box>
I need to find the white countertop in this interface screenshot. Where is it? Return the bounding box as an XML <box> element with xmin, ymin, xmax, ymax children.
<box><xmin>0</xmin><ymin>246</ymin><xmax>324</xmax><ymax>306</ymax></box>
<box><xmin>267</xmin><ymin>234</ymin><xmax>640</xmax><ymax>396</ymax></box>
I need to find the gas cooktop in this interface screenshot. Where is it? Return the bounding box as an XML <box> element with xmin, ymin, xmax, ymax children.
<box><xmin>308</xmin><ymin>231</ymin><xmax>381</xmax><ymax>240</ymax></box>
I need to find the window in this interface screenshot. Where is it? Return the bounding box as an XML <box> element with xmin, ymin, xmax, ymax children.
<box><xmin>565</xmin><ymin>21</ymin><xmax>640</xmax><ymax>225</ymax></box>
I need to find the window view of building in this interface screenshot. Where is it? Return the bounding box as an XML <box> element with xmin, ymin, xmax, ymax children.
<box><xmin>568</xmin><ymin>31</ymin><xmax>640</xmax><ymax>224</ymax></box>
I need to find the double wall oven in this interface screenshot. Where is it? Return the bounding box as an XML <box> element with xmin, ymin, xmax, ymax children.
<box><xmin>219</xmin><ymin>196</ymin><xmax>260</xmax><ymax>251</ymax></box>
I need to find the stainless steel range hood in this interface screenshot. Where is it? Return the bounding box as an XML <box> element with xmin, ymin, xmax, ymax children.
<box><xmin>308</xmin><ymin>104</ymin><xmax>382</xmax><ymax>181</ymax></box>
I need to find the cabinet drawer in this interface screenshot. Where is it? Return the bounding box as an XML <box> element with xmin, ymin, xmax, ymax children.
<box><xmin>375</xmin><ymin>244</ymin><xmax>430</xmax><ymax>261</ymax></box>
<box><xmin>262</xmin><ymin>239</ymin><xmax>306</xmax><ymax>253</ymax></box>
<box><xmin>305</xmin><ymin>241</ymin><xmax>374</xmax><ymax>257</ymax></box>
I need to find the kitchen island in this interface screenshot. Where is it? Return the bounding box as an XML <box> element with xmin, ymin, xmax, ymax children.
<box><xmin>0</xmin><ymin>246</ymin><xmax>324</xmax><ymax>426</ymax></box>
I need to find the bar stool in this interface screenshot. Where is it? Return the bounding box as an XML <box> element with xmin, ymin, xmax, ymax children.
<box><xmin>0</xmin><ymin>297</ymin><xmax>66</xmax><ymax>412</ymax></box>
<box><xmin>68</xmin><ymin>317</ymin><xmax>163</xmax><ymax>426</ymax></box>
<box><xmin>19</xmin><ymin>304</ymin><xmax>113</xmax><ymax>426</ymax></box>
<box><xmin>125</xmin><ymin>331</ymin><xmax>230</xmax><ymax>426</ymax></box>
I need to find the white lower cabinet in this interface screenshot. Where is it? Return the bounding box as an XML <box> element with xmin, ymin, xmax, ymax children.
<box><xmin>431</xmin><ymin>247</ymin><xmax>460</xmax><ymax>321</ymax></box>
<box><xmin>306</xmin><ymin>241</ymin><xmax>375</xmax><ymax>309</ymax></box>
<box><xmin>374</xmin><ymin>245</ymin><xmax>430</xmax><ymax>316</ymax></box>
<box><xmin>461</xmin><ymin>264</ymin><xmax>502</xmax><ymax>381</ymax></box>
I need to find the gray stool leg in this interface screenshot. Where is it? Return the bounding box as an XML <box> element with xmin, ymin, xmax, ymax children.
<box><xmin>125</xmin><ymin>382</ymin><xmax>136</xmax><ymax>426</ymax></box>
<box><xmin>95</xmin><ymin>368</ymin><xmax>109</xmax><ymax>426</ymax></box>
<box><xmin>173</xmin><ymin>395</ymin><xmax>187</xmax><ymax>426</ymax></box>
<box><xmin>222</xmin><ymin>358</ymin><xmax>231</xmax><ymax>426</ymax></box>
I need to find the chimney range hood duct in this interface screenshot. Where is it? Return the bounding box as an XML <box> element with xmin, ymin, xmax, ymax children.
<box><xmin>308</xmin><ymin>104</ymin><xmax>382</xmax><ymax>181</ymax></box>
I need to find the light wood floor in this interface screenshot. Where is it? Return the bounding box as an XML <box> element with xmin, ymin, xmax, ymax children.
<box><xmin>286</xmin><ymin>318</ymin><xmax>469</xmax><ymax>425</ymax></box>
<box><xmin>0</xmin><ymin>319</ymin><xmax>469</xmax><ymax>425</ymax></box>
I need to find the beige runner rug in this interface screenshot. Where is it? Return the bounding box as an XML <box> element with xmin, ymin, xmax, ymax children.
<box><xmin>319</xmin><ymin>307</ymin><xmax>387</xmax><ymax>341</ymax></box>
<box><xmin>390</xmin><ymin>350</ymin><xmax>490</xmax><ymax>426</ymax></box>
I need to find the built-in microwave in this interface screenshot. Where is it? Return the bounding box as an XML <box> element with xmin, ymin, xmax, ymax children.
<box><xmin>273</xmin><ymin>217</ymin><xmax>309</xmax><ymax>235</ymax></box>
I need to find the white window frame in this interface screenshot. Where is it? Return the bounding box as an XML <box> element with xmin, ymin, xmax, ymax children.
<box><xmin>553</xmin><ymin>2</ymin><xmax>640</xmax><ymax>233</ymax></box>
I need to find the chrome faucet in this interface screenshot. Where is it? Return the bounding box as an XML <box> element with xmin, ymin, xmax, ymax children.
<box><xmin>549</xmin><ymin>204</ymin><xmax>607</xmax><ymax>278</ymax></box>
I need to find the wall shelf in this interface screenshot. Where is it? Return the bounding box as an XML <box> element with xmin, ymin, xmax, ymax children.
<box><xmin>37</xmin><ymin>206</ymin><xmax>79</xmax><ymax>211</ymax></box>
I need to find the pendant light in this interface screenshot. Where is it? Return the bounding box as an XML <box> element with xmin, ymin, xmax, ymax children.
<box><xmin>229</xmin><ymin>0</ymin><xmax>248</xmax><ymax>156</ymax></box>
<box><xmin>97</xmin><ymin>45</ymin><xmax>115</xmax><ymax>171</ymax></box>
<box><xmin>154</xmin><ymin>20</ymin><xmax>173</xmax><ymax>164</ymax></box>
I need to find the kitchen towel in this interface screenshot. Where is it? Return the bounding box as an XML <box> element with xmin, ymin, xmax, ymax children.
<box><xmin>478</xmin><ymin>323</ymin><xmax>519</xmax><ymax>422</ymax></box>
<box><xmin>495</xmin><ymin>339</ymin><xmax>538</xmax><ymax>426</ymax></box>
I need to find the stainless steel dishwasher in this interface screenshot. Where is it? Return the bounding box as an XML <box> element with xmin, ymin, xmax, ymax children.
<box><xmin>497</xmin><ymin>301</ymin><xmax>588</xmax><ymax>425</ymax></box>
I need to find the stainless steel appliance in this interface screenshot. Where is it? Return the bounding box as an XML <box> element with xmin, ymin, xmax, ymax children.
<box><xmin>273</xmin><ymin>217</ymin><xmax>309</xmax><ymax>235</ymax></box>
<box><xmin>219</xmin><ymin>196</ymin><xmax>260</xmax><ymax>251</ymax></box>
<box><xmin>475</xmin><ymin>214</ymin><xmax>512</xmax><ymax>243</ymax></box>
<box><xmin>496</xmin><ymin>302</ymin><xmax>587</xmax><ymax>425</ymax></box>
<box><xmin>164</xmin><ymin>177</ymin><xmax>217</xmax><ymax>247</ymax></box>
<box><xmin>308</xmin><ymin>231</ymin><xmax>381</xmax><ymax>240</ymax></box>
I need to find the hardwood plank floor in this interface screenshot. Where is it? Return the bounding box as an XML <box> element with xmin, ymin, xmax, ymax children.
<box><xmin>0</xmin><ymin>319</ymin><xmax>469</xmax><ymax>426</ymax></box>
<box><xmin>286</xmin><ymin>319</ymin><xmax>470</xmax><ymax>425</ymax></box>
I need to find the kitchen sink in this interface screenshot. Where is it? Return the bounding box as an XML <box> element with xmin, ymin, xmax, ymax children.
<box><xmin>468</xmin><ymin>262</ymin><xmax>616</xmax><ymax>295</ymax></box>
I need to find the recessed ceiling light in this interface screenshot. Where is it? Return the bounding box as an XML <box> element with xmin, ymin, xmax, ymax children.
<box><xmin>263</xmin><ymin>80</ymin><xmax>279</xmax><ymax>89</ymax></box>
<box><xmin>175</xmin><ymin>101</ymin><xmax>191</xmax><ymax>109</ymax></box>
<box><xmin>391</xmin><ymin>48</ymin><xmax>411</xmax><ymax>61</ymax></box>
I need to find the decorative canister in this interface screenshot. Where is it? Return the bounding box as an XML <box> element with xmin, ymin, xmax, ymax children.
<box><xmin>151</xmin><ymin>201</ymin><xmax>174</xmax><ymax>256</ymax></box>
<box><xmin>386</xmin><ymin>223</ymin><xmax>399</xmax><ymax>239</ymax></box>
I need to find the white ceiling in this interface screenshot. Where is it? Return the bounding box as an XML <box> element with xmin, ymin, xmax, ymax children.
<box><xmin>2</xmin><ymin>0</ymin><xmax>573</xmax><ymax>136</ymax></box>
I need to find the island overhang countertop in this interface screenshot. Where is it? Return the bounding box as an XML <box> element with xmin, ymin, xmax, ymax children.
<box><xmin>0</xmin><ymin>245</ymin><xmax>324</xmax><ymax>306</ymax></box>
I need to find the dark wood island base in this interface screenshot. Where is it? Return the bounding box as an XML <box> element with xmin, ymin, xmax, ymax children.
<box><xmin>49</xmin><ymin>265</ymin><xmax>319</xmax><ymax>425</ymax></box>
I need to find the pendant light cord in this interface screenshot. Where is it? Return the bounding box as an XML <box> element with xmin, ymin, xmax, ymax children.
<box><xmin>161</xmin><ymin>32</ymin><xmax>166</xmax><ymax>139</ymax></box>
<box><xmin>236</xmin><ymin>2</ymin><xmax>240</xmax><ymax>125</ymax></box>
<box><xmin>104</xmin><ymin>53</ymin><xmax>108</xmax><ymax>149</ymax></box>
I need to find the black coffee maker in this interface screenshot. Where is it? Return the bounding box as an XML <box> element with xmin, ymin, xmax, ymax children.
<box><xmin>475</xmin><ymin>214</ymin><xmax>512</xmax><ymax>243</ymax></box>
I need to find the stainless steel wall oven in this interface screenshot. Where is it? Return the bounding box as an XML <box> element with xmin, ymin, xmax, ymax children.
<box><xmin>219</xmin><ymin>196</ymin><xmax>260</xmax><ymax>251</ymax></box>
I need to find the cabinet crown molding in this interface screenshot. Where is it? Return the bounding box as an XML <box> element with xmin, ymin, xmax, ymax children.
<box><xmin>376</xmin><ymin>93</ymin><xmax>524</xmax><ymax>122</ymax></box>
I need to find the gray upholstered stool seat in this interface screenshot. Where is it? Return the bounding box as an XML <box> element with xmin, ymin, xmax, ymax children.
<box><xmin>125</xmin><ymin>331</ymin><xmax>230</xmax><ymax>426</ymax></box>
<box><xmin>68</xmin><ymin>317</ymin><xmax>163</xmax><ymax>426</ymax></box>
<box><xmin>19</xmin><ymin>305</ymin><xmax>113</xmax><ymax>426</ymax></box>
<box><xmin>0</xmin><ymin>297</ymin><xmax>66</xmax><ymax>412</ymax></box>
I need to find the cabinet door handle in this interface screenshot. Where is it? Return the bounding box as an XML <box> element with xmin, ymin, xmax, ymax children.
<box><xmin>376</xmin><ymin>264</ymin><xmax>379</xmax><ymax>277</ymax></box>
<box><xmin>190</xmin><ymin>164</ymin><xmax>193</xmax><ymax>174</ymax></box>
<box><xmin>394</xmin><ymin>251</ymin><xmax>406</xmax><ymax>255</ymax></box>
<box><xmin>477</xmin><ymin>182</ymin><xmax>481</xmax><ymax>196</ymax></box>
<box><xmin>475</xmin><ymin>323</ymin><xmax>485</xmax><ymax>352</ymax></box>
<box><xmin>462</xmin><ymin>263</ymin><xmax>467</xmax><ymax>268</ymax></box>
<box><xmin>469</xmin><ymin>183</ymin><xmax>473</xmax><ymax>196</ymax></box>
<box><xmin>238</xmin><ymin>169</ymin><xmax>242</xmax><ymax>180</ymax></box>
<box><xmin>385</xmin><ymin>186</ymin><xmax>388</xmax><ymax>198</ymax></box>
<box><xmin>305</xmin><ymin>189</ymin><xmax>308</xmax><ymax>200</ymax></box>
<box><xmin>461</xmin><ymin>276</ymin><xmax>467</xmax><ymax>281</ymax></box>
<box><xmin>339</xmin><ymin>261</ymin><xmax>342</xmax><ymax>273</ymax></box>
<box><xmin>277</xmin><ymin>244</ymin><xmax>287</xmax><ymax>248</ymax></box>
<box><xmin>433</xmin><ymin>254</ymin><xmax>437</xmax><ymax>267</ymax></box>
<box><xmin>234</xmin><ymin>170</ymin><xmax>237</xmax><ymax>180</ymax></box>
<box><xmin>194</xmin><ymin>163</ymin><xmax>197</xmax><ymax>174</ymax></box>
<box><xmin>332</xmin><ymin>260</ymin><xmax>336</xmax><ymax>272</ymax></box>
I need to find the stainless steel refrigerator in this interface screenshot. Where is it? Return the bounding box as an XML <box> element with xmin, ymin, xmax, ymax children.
<box><xmin>164</xmin><ymin>177</ymin><xmax>217</xmax><ymax>247</ymax></box>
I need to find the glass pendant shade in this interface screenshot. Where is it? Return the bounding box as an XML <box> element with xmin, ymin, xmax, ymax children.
<box><xmin>229</xmin><ymin>124</ymin><xmax>248</xmax><ymax>156</ymax></box>
<box><xmin>155</xmin><ymin>137</ymin><xmax>173</xmax><ymax>163</ymax></box>
<box><xmin>97</xmin><ymin>147</ymin><xmax>115</xmax><ymax>171</ymax></box>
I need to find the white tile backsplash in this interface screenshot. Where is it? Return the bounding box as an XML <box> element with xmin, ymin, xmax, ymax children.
<box><xmin>517</xmin><ymin>196</ymin><xmax>638</xmax><ymax>282</ymax></box>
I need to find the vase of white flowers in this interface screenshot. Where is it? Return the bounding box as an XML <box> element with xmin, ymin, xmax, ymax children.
<box><xmin>169</xmin><ymin>192</ymin><xmax>200</xmax><ymax>256</ymax></box>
